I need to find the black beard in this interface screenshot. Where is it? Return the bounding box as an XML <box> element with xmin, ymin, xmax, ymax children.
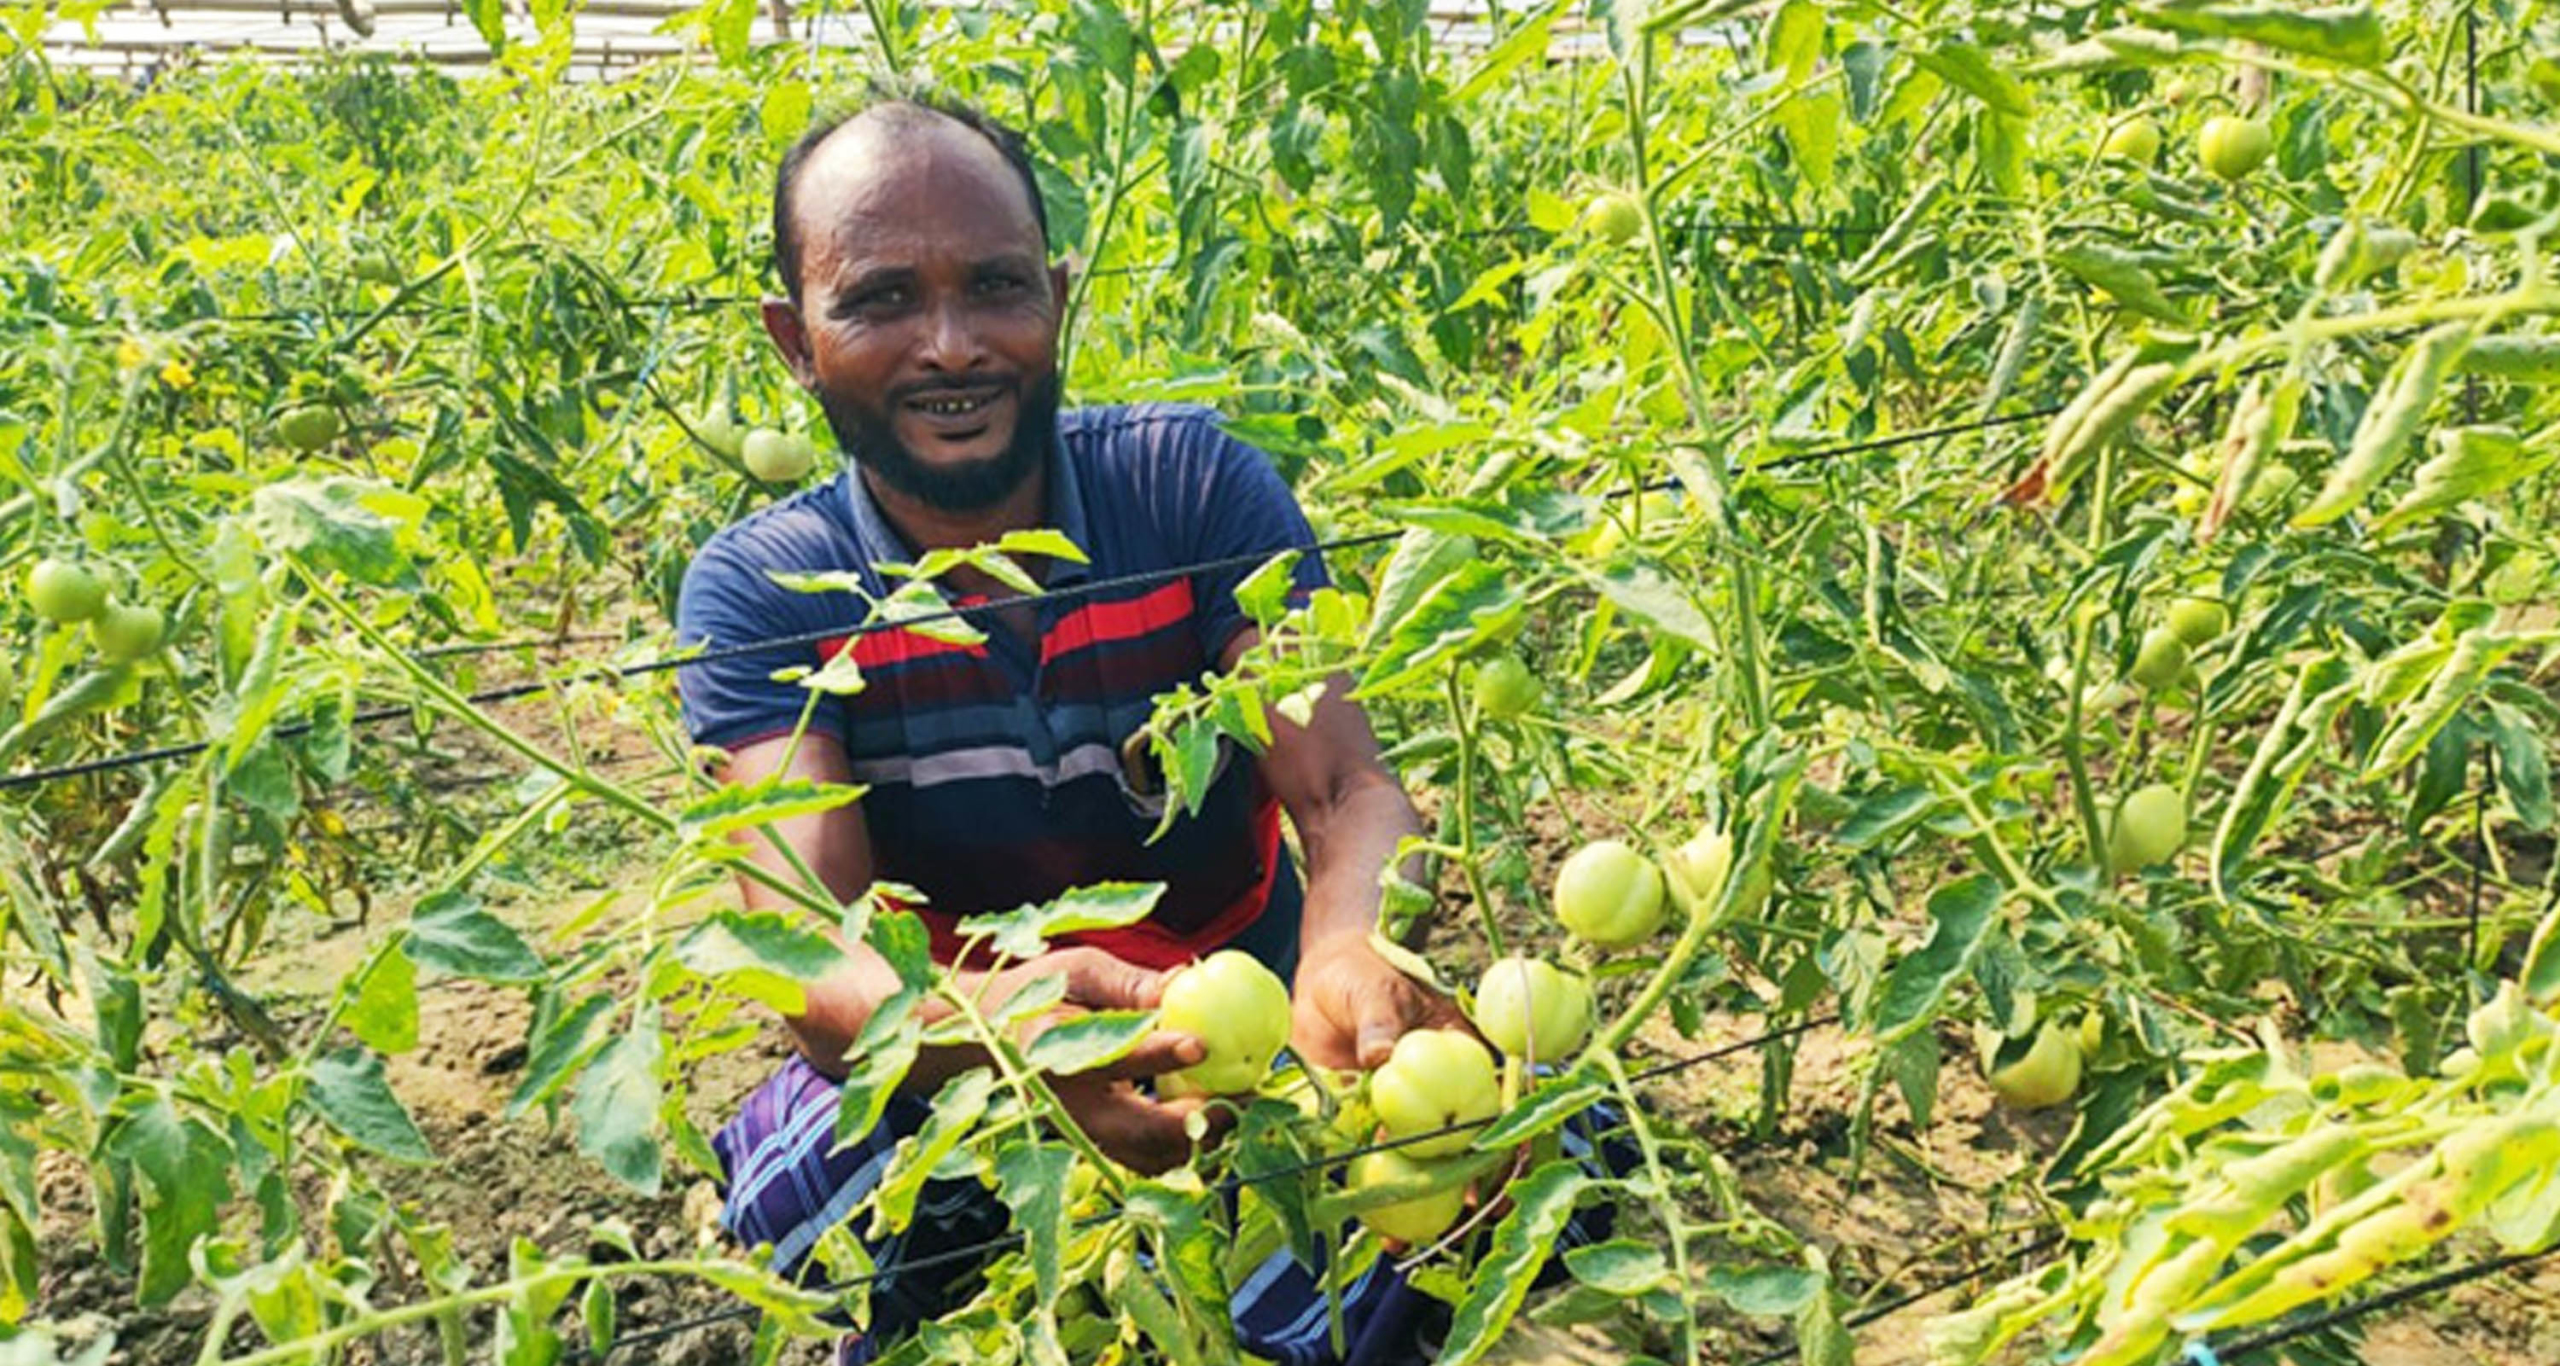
<box><xmin>820</xmin><ymin>372</ymin><xmax>1061</xmax><ymax>515</ymax></box>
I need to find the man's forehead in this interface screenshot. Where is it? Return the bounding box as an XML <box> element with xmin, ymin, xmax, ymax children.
<box><xmin>793</xmin><ymin>113</ymin><xmax>1041</xmax><ymax>257</ymax></box>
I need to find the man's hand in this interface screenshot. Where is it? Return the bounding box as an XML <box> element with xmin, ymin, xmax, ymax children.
<box><xmin>994</xmin><ymin>947</ymin><xmax>1232</xmax><ymax>1175</ymax></box>
<box><xmin>1290</xmin><ymin>934</ymin><xmax>1468</xmax><ymax>1071</ymax></box>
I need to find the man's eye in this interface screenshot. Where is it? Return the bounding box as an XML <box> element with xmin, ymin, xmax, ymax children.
<box><xmin>977</xmin><ymin>273</ymin><xmax>1027</xmax><ymax>294</ymax></box>
<box><xmin>845</xmin><ymin>285</ymin><xmax>909</xmax><ymax>313</ymax></box>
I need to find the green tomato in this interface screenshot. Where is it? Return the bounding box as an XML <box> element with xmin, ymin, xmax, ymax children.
<box><xmin>1661</xmin><ymin>825</ymin><xmax>1733</xmax><ymax>919</ymax></box>
<box><xmin>89</xmin><ymin>601</ymin><xmax>166</xmax><ymax>664</ymax></box>
<box><xmin>689</xmin><ymin>407</ymin><xmax>746</xmax><ymax>460</ymax></box>
<box><xmin>1471</xmin><ymin>653</ymin><xmax>1539</xmax><ymax>720</ymax></box>
<box><xmin>26</xmin><ymin>558</ymin><xmax>109</xmax><ymax>624</ymax></box>
<box><xmin>1553</xmin><ymin>839</ymin><xmax>1667</xmax><ymax>950</ymax></box>
<box><xmin>352</xmin><ymin>248</ymin><xmax>403</xmax><ymax>287</ymax></box>
<box><xmin>1471</xmin><ymin>957</ymin><xmax>1592</xmax><ymax>1063</ymax></box>
<box><xmin>2198</xmin><ymin>115</ymin><xmax>2274</xmax><ymax>182</ymax></box>
<box><xmin>277</xmin><ymin>405</ymin><xmax>343</xmax><ymax>452</ymax></box>
<box><xmin>1346</xmin><ymin>1150</ymin><xmax>1467</xmax><ymax>1245</ymax></box>
<box><xmin>2127</xmin><ymin>626</ymin><xmax>2190</xmax><ymax>692</ymax></box>
<box><xmin>1987</xmin><ymin>1018</ymin><xmax>2084</xmax><ymax>1111</ymax></box>
<box><xmin>2107</xmin><ymin>782</ymin><xmax>2188</xmax><ymax>873</ymax></box>
<box><xmin>1157</xmin><ymin>950</ymin><xmax>1292</xmax><ymax>1097</ymax></box>
<box><xmin>742</xmin><ymin>428</ymin><xmax>817</xmax><ymax>483</ymax></box>
<box><xmin>1368</xmin><ymin>1029</ymin><xmax>1500</xmax><ymax>1158</ymax></box>
<box><xmin>1581</xmin><ymin>192</ymin><xmax>1644</xmax><ymax>246</ymax></box>
<box><xmin>2102</xmin><ymin>117</ymin><xmax>2163</xmax><ymax>164</ymax></box>
<box><xmin>2165</xmin><ymin>597</ymin><xmax>2230</xmax><ymax>647</ymax></box>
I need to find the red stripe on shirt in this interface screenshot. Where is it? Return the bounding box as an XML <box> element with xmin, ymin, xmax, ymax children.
<box><xmin>916</xmin><ymin>794</ymin><xmax>1286</xmax><ymax>972</ymax></box>
<box><xmin>1041</xmin><ymin>580</ymin><xmax>1195</xmax><ymax>665</ymax></box>
<box><xmin>813</xmin><ymin>628</ymin><xmax>990</xmax><ymax>672</ymax></box>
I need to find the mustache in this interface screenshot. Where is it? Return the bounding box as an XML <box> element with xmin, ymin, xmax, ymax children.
<box><xmin>889</xmin><ymin>375</ymin><xmax>1016</xmax><ymax>405</ymax></box>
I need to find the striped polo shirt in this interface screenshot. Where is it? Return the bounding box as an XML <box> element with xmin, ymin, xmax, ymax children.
<box><xmin>674</xmin><ymin>404</ymin><xmax>1326</xmax><ymax>969</ymax></box>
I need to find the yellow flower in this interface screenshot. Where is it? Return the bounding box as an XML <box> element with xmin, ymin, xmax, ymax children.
<box><xmin>116</xmin><ymin>337</ymin><xmax>147</xmax><ymax>370</ymax></box>
<box><xmin>159</xmin><ymin>358</ymin><xmax>196</xmax><ymax>389</ymax></box>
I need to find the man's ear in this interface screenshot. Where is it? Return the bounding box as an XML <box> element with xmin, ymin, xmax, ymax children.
<box><xmin>761</xmin><ymin>298</ymin><xmax>817</xmax><ymax>390</ymax></box>
<box><xmin>1048</xmin><ymin>260</ymin><xmax>1073</xmax><ymax>315</ymax></box>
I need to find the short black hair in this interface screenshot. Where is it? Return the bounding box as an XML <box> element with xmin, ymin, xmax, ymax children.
<box><xmin>771</xmin><ymin>88</ymin><xmax>1051</xmax><ymax>306</ymax></box>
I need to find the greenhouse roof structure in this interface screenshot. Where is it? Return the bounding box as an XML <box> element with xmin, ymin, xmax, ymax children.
<box><xmin>30</xmin><ymin>1</ymin><xmax>1654</xmax><ymax>80</ymax></box>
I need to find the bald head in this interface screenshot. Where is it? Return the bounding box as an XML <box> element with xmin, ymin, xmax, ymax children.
<box><xmin>772</xmin><ymin>97</ymin><xmax>1050</xmax><ymax>307</ymax></box>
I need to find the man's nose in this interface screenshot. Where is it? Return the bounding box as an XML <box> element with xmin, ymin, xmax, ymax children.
<box><xmin>917</xmin><ymin>298</ymin><xmax>987</xmax><ymax>372</ymax></box>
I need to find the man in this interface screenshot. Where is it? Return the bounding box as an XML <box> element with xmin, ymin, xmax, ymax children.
<box><xmin>675</xmin><ymin>95</ymin><xmax>1474</xmax><ymax>1362</ymax></box>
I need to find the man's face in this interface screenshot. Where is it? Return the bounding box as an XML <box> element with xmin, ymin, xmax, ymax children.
<box><xmin>770</xmin><ymin>116</ymin><xmax>1069</xmax><ymax>514</ymax></box>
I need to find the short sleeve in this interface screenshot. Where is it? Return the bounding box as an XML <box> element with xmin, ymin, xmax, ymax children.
<box><xmin>674</xmin><ymin>535</ymin><xmax>847</xmax><ymax>753</ymax></box>
<box><xmin>1177</xmin><ymin>415</ymin><xmax>1332</xmax><ymax>662</ymax></box>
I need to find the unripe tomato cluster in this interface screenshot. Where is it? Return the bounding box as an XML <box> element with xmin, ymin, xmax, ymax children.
<box><xmin>22</xmin><ymin>558</ymin><xmax>164</xmax><ymax>664</ymax></box>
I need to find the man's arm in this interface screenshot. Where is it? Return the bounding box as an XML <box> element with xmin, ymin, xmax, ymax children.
<box><xmin>719</xmin><ymin>732</ymin><xmax>1218</xmax><ymax>1171</ymax></box>
<box><xmin>1230</xmin><ymin>630</ymin><xmax>1465</xmax><ymax>1071</ymax></box>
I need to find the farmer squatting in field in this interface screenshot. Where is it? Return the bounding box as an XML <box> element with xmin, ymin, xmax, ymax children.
<box><xmin>674</xmin><ymin>94</ymin><xmax>1617</xmax><ymax>1364</ymax></box>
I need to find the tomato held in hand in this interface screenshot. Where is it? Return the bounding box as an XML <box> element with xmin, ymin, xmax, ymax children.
<box><xmin>1157</xmin><ymin>950</ymin><xmax>1292</xmax><ymax>1097</ymax></box>
<box><xmin>1553</xmin><ymin>839</ymin><xmax>1667</xmax><ymax>950</ymax></box>
<box><xmin>2108</xmin><ymin>782</ymin><xmax>2187</xmax><ymax>873</ymax></box>
<box><xmin>1368</xmin><ymin>1029</ymin><xmax>1500</xmax><ymax>1158</ymax></box>
<box><xmin>26</xmin><ymin>558</ymin><xmax>108</xmax><ymax>624</ymax></box>
<box><xmin>1472</xmin><ymin>957</ymin><xmax>1592</xmax><ymax>1063</ymax></box>
<box><xmin>1346</xmin><ymin>1150</ymin><xmax>1467</xmax><ymax>1244</ymax></box>
<box><xmin>2199</xmin><ymin>115</ymin><xmax>2273</xmax><ymax>181</ymax></box>
<box><xmin>89</xmin><ymin>602</ymin><xmax>166</xmax><ymax>664</ymax></box>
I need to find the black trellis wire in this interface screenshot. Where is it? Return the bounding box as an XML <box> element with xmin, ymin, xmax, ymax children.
<box><xmin>567</xmin><ymin>1013</ymin><xmax>1843</xmax><ymax>1362</ymax></box>
<box><xmin>0</xmin><ymin>395</ymin><xmax>2072</xmax><ymax>797</ymax></box>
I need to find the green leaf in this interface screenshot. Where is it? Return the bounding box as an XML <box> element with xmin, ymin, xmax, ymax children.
<box><xmin>460</xmin><ymin>0</ymin><xmax>505</xmax><ymax>50</ymax></box>
<box><xmin>407</xmin><ymin>891</ymin><xmax>544</xmax><ymax>983</ymax></box>
<box><xmin>1834</xmin><ymin>786</ymin><xmax>1937</xmax><ymax>851</ymax></box>
<box><xmin>252</xmin><ymin>479</ymin><xmax>419</xmax><ymax>588</ymax></box>
<box><xmin>1436</xmin><ymin>1161</ymin><xmax>1589</xmax><ymax>1361</ymax></box>
<box><xmin>993</xmin><ymin>1141</ymin><xmax>1073</xmax><ymax>1305</ymax></box>
<box><xmin>1870</xmin><ymin>875</ymin><xmax>2002</xmax><ymax>1040</ymax></box>
<box><xmin>872</xmin><ymin>1070</ymin><xmax>994</xmax><ymax>1232</ymax></box>
<box><xmin>506</xmin><ymin>992</ymin><xmax>616</xmax><ymax>1118</ymax></box>
<box><xmin>344</xmin><ymin>946</ymin><xmax>420</xmax><ymax>1054</ymax></box>
<box><xmin>2489</xmin><ymin>703</ymin><xmax>2555</xmax><ymax>832</ymax></box>
<box><xmin>1022</xmin><ymin>1010</ymin><xmax>1153</xmax><ymax>1076</ymax></box>
<box><xmin>959</xmin><ymin>882</ymin><xmax>1165</xmax><ymax>962</ymax></box>
<box><xmin>1912</xmin><ymin>41</ymin><xmax>2031</xmax><ymax>117</ymax></box>
<box><xmin>1471</xmin><ymin>1076</ymin><xmax>1610</xmax><ymax>1150</ymax></box>
<box><xmin>1705</xmin><ymin>1263</ymin><xmax>1824</xmax><ymax>1316</ymax></box>
<box><xmin>108</xmin><ymin>1098</ymin><xmax>229</xmax><ymax>1305</ymax></box>
<box><xmin>2053</xmin><ymin>243</ymin><xmax>2189</xmax><ymax>324</ymax></box>
<box><xmin>1564</xmin><ymin>1240</ymin><xmax>1672</xmax><ymax>1297</ymax></box>
<box><xmin>1454</xmin><ymin>4</ymin><xmax>1560</xmax><ymax>101</ymax></box>
<box><xmin>759</xmin><ymin>80</ymin><xmax>811</xmax><ymax>150</ymax></box>
<box><xmin>1581</xmin><ymin>562</ymin><xmax>1719</xmax><ymax>653</ymax></box>
<box><xmin>572</xmin><ymin>1015</ymin><xmax>665</xmax><ymax>1195</ymax></box>
<box><xmin>307</xmin><ymin>1049</ymin><xmax>434</xmax><ymax>1163</ymax></box>
<box><xmin>677</xmin><ymin>777</ymin><xmax>866</xmax><ymax>843</ymax></box>
<box><xmin>676</xmin><ymin>910</ymin><xmax>848</xmax><ymax>1014</ymax></box>
<box><xmin>1361</xmin><ymin>530</ymin><xmax>1478</xmax><ymax>651</ymax></box>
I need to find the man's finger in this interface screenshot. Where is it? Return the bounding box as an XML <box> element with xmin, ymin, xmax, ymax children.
<box><xmin>1093</xmin><ymin>1029</ymin><xmax>1205</xmax><ymax>1082</ymax></box>
<box><xmin>1063</xmin><ymin>951</ymin><xmax>1172</xmax><ymax>1011</ymax></box>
